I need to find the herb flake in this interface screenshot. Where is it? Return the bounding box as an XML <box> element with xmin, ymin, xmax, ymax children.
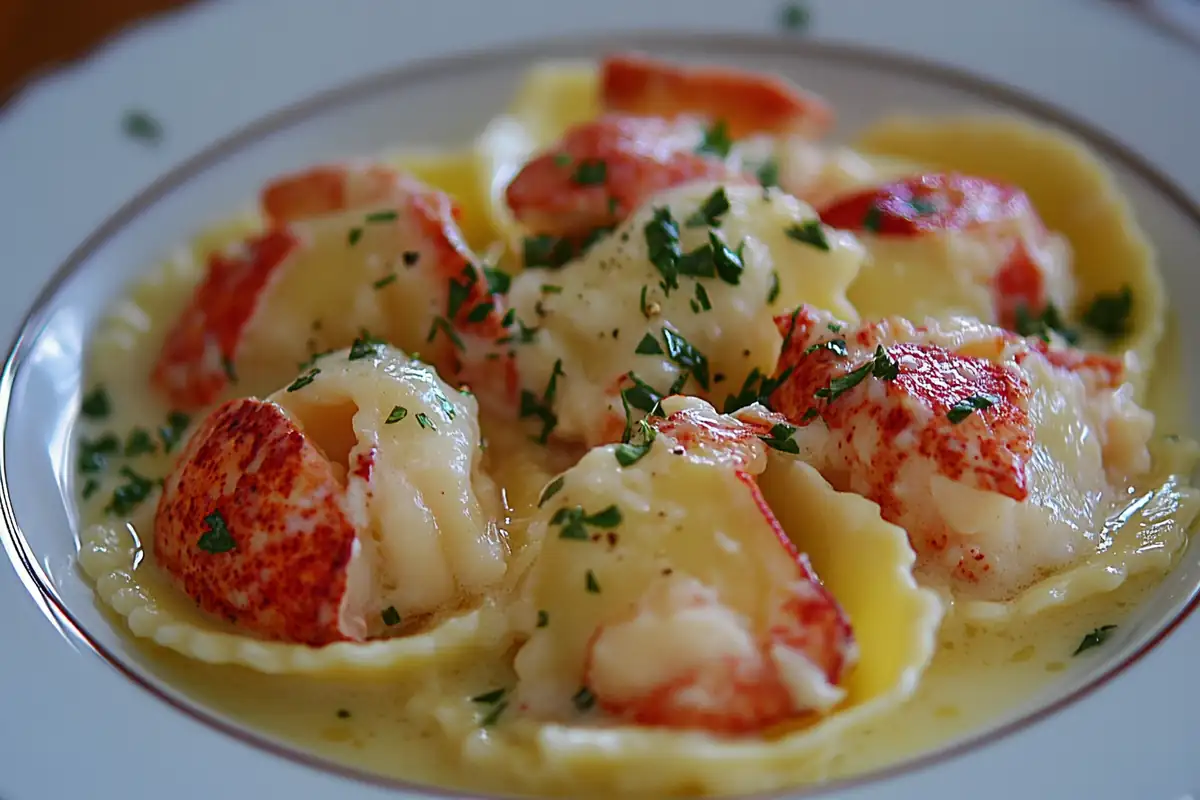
<box><xmin>381</xmin><ymin>606</ymin><xmax>401</xmax><ymax>626</ymax></box>
<box><xmin>81</xmin><ymin>386</ymin><xmax>111</xmax><ymax>419</ymax></box>
<box><xmin>1073</xmin><ymin>625</ymin><xmax>1117</xmax><ymax>656</ymax></box>
<box><xmin>785</xmin><ymin>219</ymin><xmax>830</xmax><ymax>251</ymax></box>
<box><xmin>946</xmin><ymin>393</ymin><xmax>1000</xmax><ymax>424</ymax></box>
<box><xmin>197</xmin><ymin>510</ymin><xmax>235</xmax><ymax>553</ymax></box>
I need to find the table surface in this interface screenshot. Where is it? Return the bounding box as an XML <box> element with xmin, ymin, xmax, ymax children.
<box><xmin>0</xmin><ymin>0</ymin><xmax>192</xmax><ymax>106</ymax></box>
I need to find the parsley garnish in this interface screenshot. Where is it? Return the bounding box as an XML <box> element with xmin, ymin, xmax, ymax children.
<box><xmin>722</xmin><ymin>367</ymin><xmax>792</xmax><ymax>413</ymax></box>
<box><xmin>385</xmin><ymin>406</ymin><xmax>408</xmax><ymax>424</ymax></box>
<box><xmin>814</xmin><ymin>345</ymin><xmax>897</xmax><ymax>402</ymax></box>
<box><xmin>780</xmin><ymin>2</ymin><xmax>811</xmax><ymax>31</ymax></box>
<box><xmin>644</xmin><ymin>207</ymin><xmax>682</xmax><ymax>295</ymax></box>
<box><xmin>756</xmin><ymin>158</ymin><xmax>780</xmax><ymax>188</ymax></box>
<box><xmin>415</xmin><ymin>412</ymin><xmax>436</xmax><ymax>430</ymax></box>
<box><xmin>803</xmin><ymin>338</ymin><xmax>848</xmax><ymax>358</ymax></box>
<box><xmin>572</xmin><ymin>159</ymin><xmax>608</xmax><ymax>186</ymax></box>
<box><xmin>946</xmin><ymin>393</ymin><xmax>1000</xmax><ymax>424</ymax></box>
<box><xmin>78</xmin><ymin>433</ymin><xmax>120</xmax><ymax>473</ymax></box>
<box><xmin>661</xmin><ymin>328</ymin><xmax>710</xmax><ymax>390</ymax></box>
<box><xmin>365</xmin><ymin>209</ymin><xmax>398</xmax><ymax>223</ymax></box>
<box><xmin>122</xmin><ymin>109</ymin><xmax>163</xmax><ymax>144</ymax></box>
<box><xmin>82</xmin><ymin>479</ymin><xmax>100</xmax><ymax>500</ymax></box>
<box><xmin>767</xmin><ymin>271</ymin><xmax>781</xmax><ymax>305</ymax></box>
<box><xmin>685</xmin><ymin>187</ymin><xmax>731</xmax><ymax>228</ymax></box>
<box><xmin>909</xmin><ymin>197</ymin><xmax>937</xmax><ymax>215</ymax></box>
<box><xmin>697</xmin><ymin>120</ymin><xmax>733</xmax><ymax>159</ymax></box>
<box><xmin>785</xmin><ymin>219</ymin><xmax>830</xmax><ymax>251</ymax></box>
<box><xmin>483</xmin><ymin>266</ymin><xmax>511</xmax><ymax>295</ymax></box>
<box><xmin>584</xmin><ymin>569</ymin><xmax>601</xmax><ymax>593</ymax></box>
<box><xmin>572</xmin><ymin>686</ymin><xmax>597</xmax><ymax>711</ymax></box>
<box><xmin>402</xmin><ymin>250</ymin><xmax>420</xmax><ymax>266</ymax></box>
<box><xmin>1073</xmin><ymin>624</ymin><xmax>1116</xmax><ymax>655</ymax></box>
<box><xmin>1015</xmin><ymin>303</ymin><xmax>1079</xmax><ymax>345</ymax></box>
<box><xmin>539</xmin><ymin>284</ymin><xmax>563</xmax><ymax>295</ymax></box>
<box><xmin>221</xmin><ymin>355</ymin><xmax>238</xmax><ymax>384</ymax></box>
<box><xmin>381</xmin><ymin>606</ymin><xmax>401</xmax><ymax>626</ymax></box>
<box><xmin>615</xmin><ymin>420</ymin><xmax>657</xmax><ymax>467</ymax></box>
<box><xmin>426</xmin><ymin>316</ymin><xmax>465</xmax><ymax>351</ymax></box>
<box><xmin>710</xmin><ymin>234</ymin><xmax>745</xmax><ymax>285</ymax></box>
<box><xmin>479</xmin><ymin>700</ymin><xmax>509</xmax><ymax>727</ymax></box>
<box><xmin>467</xmin><ymin>301</ymin><xmax>494</xmax><ymax>323</ymax></box>
<box><xmin>347</xmin><ymin>228</ymin><xmax>363</xmax><ymax>246</ymax></box>
<box><xmin>536</xmin><ymin>610</ymin><xmax>549</xmax><ymax>628</ymax></box>
<box><xmin>373</xmin><ymin>273</ymin><xmax>397</xmax><ymax>290</ymax></box>
<box><xmin>107</xmin><ymin>466</ymin><xmax>156</xmax><ymax>516</ymax></box>
<box><xmin>551</xmin><ymin>504</ymin><xmax>622</xmax><ymax>541</ymax></box>
<box><xmin>287</xmin><ymin>368</ymin><xmax>320</xmax><ymax>392</ymax></box>
<box><xmin>694</xmin><ymin>282</ymin><xmax>713</xmax><ymax>312</ymax></box>
<box><xmin>538</xmin><ymin>476</ymin><xmax>565</xmax><ymax>507</ymax></box>
<box><xmin>197</xmin><ymin>509</ymin><xmax>235</xmax><ymax>553</ymax></box>
<box><xmin>1082</xmin><ymin>286</ymin><xmax>1133</xmax><ymax>338</ymax></box>
<box><xmin>862</xmin><ymin>205</ymin><xmax>883</xmax><ymax>232</ymax></box>
<box><xmin>523</xmin><ymin>235</ymin><xmax>576</xmax><ymax>269</ymax></box>
<box><xmin>472</xmin><ymin>688</ymin><xmax>506</xmax><ymax>704</ymax></box>
<box><xmin>81</xmin><ymin>386</ymin><xmax>111</xmax><ymax>419</ymax></box>
<box><xmin>622</xmin><ymin>372</ymin><xmax>664</xmax><ymax>414</ymax></box>
<box><xmin>553</xmin><ymin>153</ymin><xmax>572</xmax><ymax>168</ymax></box>
<box><xmin>431</xmin><ymin>387</ymin><xmax>457</xmax><ymax>420</ymax></box>
<box><xmin>759</xmin><ymin>422</ymin><xmax>799</xmax><ymax>454</ymax></box>
<box><xmin>635</xmin><ymin>332</ymin><xmax>664</xmax><ymax>355</ymax></box>
<box><xmin>520</xmin><ymin>359</ymin><xmax>564</xmax><ymax>444</ymax></box>
<box><xmin>336</xmin><ymin>709</ymin><xmax>351</xmax><ymax>719</ymax></box>
<box><xmin>581</xmin><ymin>225</ymin><xmax>614</xmax><ymax>254</ymax></box>
<box><xmin>124</xmin><ymin>428</ymin><xmax>156</xmax><ymax>457</ymax></box>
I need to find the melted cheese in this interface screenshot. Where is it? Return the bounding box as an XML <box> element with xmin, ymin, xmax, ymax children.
<box><xmin>509</xmin><ymin>180</ymin><xmax>864</xmax><ymax>444</ymax></box>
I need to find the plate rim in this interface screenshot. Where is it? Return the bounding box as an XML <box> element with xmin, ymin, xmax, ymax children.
<box><xmin>2</xmin><ymin>29</ymin><xmax>1198</xmax><ymax>800</ymax></box>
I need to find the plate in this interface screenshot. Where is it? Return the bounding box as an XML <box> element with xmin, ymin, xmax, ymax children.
<box><xmin>2</xmin><ymin>4</ymin><xmax>1200</xmax><ymax>800</ymax></box>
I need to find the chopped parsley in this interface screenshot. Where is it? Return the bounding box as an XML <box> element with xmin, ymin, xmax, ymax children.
<box><xmin>426</xmin><ymin>316</ymin><xmax>465</xmax><ymax>351</ymax></box>
<box><xmin>373</xmin><ymin>273</ymin><xmax>397</xmax><ymax>290</ymax></box>
<box><xmin>756</xmin><ymin>158</ymin><xmax>780</xmax><ymax>189</ymax></box>
<box><xmin>644</xmin><ymin>207</ymin><xmax>683</xmax><ymax>295</ymax></box>
<box><xmin>554</xmin><ymin>153</ymin><xmax>573</xmax><ymax>168</ymax></box>
<box><xmin>722</xmin><ymin>367</ymin><xmax>792</xmax><ymax>413</ymax></box>
<box><xmin>780</xmin><ymin>2</ymin><xmax>811</xmax><ymax>31</ymax></box>
<box><xmin>415</xmin><ymin>412</ymin><xmax>436</xmax><ymax>431</ymax></box>
<box><xmin>431</xmin><ymin>387</ymin><xmax>457</xmax><ymax>420</ymax></box>
<box><xmin>336</xmin><ymin>709</ymin><xmax>351</xmax><ymax>719</ymax></box>
<box><xmin>479</xmin><ymin>700</ymin><xmax>509</xmax><ymax>727</ymax></box>
<box><xmin>1015</xmin><ymin>303</ymin><xmax>1079</xmax><ymax>345</ymax></box>
<box><xmin>82</xmin><ymin>479</ymin><xmax>100</xmax><ymax>500</ymax></box>
<box><xmin>697</xmin><ymin>120</ymin><xmax>733</xmax><ymax>159</ymax></box>
<box><xmin>403</xmin><ymin>250</ymin><xmax>420</xmax><ymax>266</ymax></box>
<box><xmin>80</xmin><ymin>386</ymin><xmax>111</xmax><ymax>419</ymax></box>
<box><xmin>538</xmin><ymin>476</ymin><xmax>565</xmax><ymax>507</ymax></box>
<box><xmin>572</xmin><ymin>159</ymin><xmax>608</xmax><ymax>186</ymax></box>
<box><xmin>287</xmin><ymin>368</ymin><xmax>320</xmax><ymax>392</ymax></box>
<box><xmin>677</xmin><ymin>244</ymin><xmax>716</xmax><ymax>279</ymax></box>
<box><xmin>661</xmin><ymin>327</ymin><xmax>711</xmax><ymax>390</ymax></box>
<box><xmin>221</xmin><ymin>355</ymin><xmax>238</xmax><ymax>384</ymax></box>
<box><xmin>622</xmin><ymin>371</ymin><xmax>664</xmax><ymax>414</ymax></box>
<box><xmin>471</xmin><ymin>688</ymin><xmax>506</xmax><ymax>704</ymax></box>
<box><xmin>124</xmin><ymin>428</ymin><xmax>156</xmax><ymax>457</ymax></box>
<box><xmin>78</xmin><ymin>433</ymin><xmax>120</xmax><ymax>473</ymax></box>
<box><xmin>519</xmin><ymin>359</ymin><xmax>564</xmax><ymax>444</ymax></box>
<box><xmin>539</xmin><ymin>284</ymin><xmax>563</xmax><ymax>295</ymax></box>
<box><xmin>523</xmin><ymin>235</ymin><xmax>576</xmax><ymax>269</ymax></box>
<box><xmin>551</xmin><ymin>504</ymin><xmax>623</xmax><ymax>541</ymax></box>
<box><xmin>803</xmin><ymin>338</ymin><xmax>849</xmax><ymax>358</ymax></box>
<box><xmin>685</xmin><ymin>187</ymin><xmax>731</xmax><ymax>228</ymax></box>
<box><xmin>1081</xmin><ymin>286</ymin><xmax>1133</xmax><ymax>338</ymax></box>
<box><xmin>615</xmin><ymin>420</ymin><xmax>657</xmax><ymax>467</ymax></box>
<box><xmin>694</xmin><ymin>282</ymin><xmax>713</xmax><ymax>312</ymax></box>
<box><xmin>581</xmin><ymin>224</ymin><xmax>614</xmax><ymax>254</ymax></box>
<box><xmin>862</xmin><ymin>205</ymin><xmax>883</xmax><ymax>233</ymax></box>
<box><xmin>1073</xmin><ymin>624</ymin><xmax>1117</xmax><ymax>656</ymax></box>
<box><xmin>536</xmin><ymin>609</ymin><xmax>549</xmax><ymax>628</ymax></box>
<box><xmin>385</xmin><ymin>406</ymin><xmax>408</xmax><ymax>424</ymax></box>
<box><xmin>467</xmin><ymin>301</ymin><xmax>494</xmax><ymax>323</ymax></box>
<box><xmin>347</xmin><ymin>227</ymin><xmax>363</xmax><ymax>246</ymax></box>
<box><xmin>946</xmin><ymin>393</ymin><xmax>1000</xmax><ymax>424</ymax></box>
<box><xmin>381</xmin><ymin>606</ymin><xmax>402</xmax><ymax>626</ymax></box>
<box><xmin>767</xmin><ymin>271</ymin><xmax>781</xmax><ymax>305</ymax></box>
<box><xmin>785</xmin><ymin>219</ymin><xmax>830</xmax><ymax>251</ymax></box>
<box><xmin>196</xmin><ymin>509</ymin><xmax>235</xmax><ymax>553</ymax></box>
<box><xmin>759</xmin><ymin>422</ymin><xmax>800</xmax><ymax>454</ymax></box>
<box><xmin>572</xmin><ymin>686</ymin><xmax>597</xmax><ymax>711</ymax></box>
<box><xmin>814</xmin><ymin>345</ymin><xmax>897</xmax><ymax>403</ymax></box>
<box><xmin>584</xmin><ymin>569</ymin><xmax>601</xmax><ymax>594</ymax></box>
<box><xmin>107</xmin><ymin>466</ymin><xmax>156</xmax><ymax>516</ymax></box>
<box><xmin>348</xmin><ymin>332</ymin><xmax>383</xmax><ymax>360</ymax></box>
<box><xmin>483</xmin><ymin>266</ymin><xmax>512</xmax><ymax>295</ymax></box>
<box><xmin>365</xmin><ymin>209</ymin><xmax>398</xmax><ymax>224</ymax></box>
<box><xmin>710</xmin><ymin>234</ymin><xmax>745</xmax><ymax>285</ymax></box>
<box><xmin>122</xmin><ymin>109</ymin><xmax>163</xmax><ymax>144</ymax></box>
<box><xmin>635</xmin><ymin>332</ymin><xmax>664</xmax><ymax>355</ymax></box>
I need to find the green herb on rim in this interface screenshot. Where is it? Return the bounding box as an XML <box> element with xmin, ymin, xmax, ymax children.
<box><xmin>1073</xmin><ymin>624</ymin><xmax>1117</xmax><ymax>656</ymax></box>
<box><xmin>122</xmin><ymin>109</ymin><xmax>164</xmax><ymax>144</ymax></box>
<box><xmin>785</xmin><ymin>219</ymin><xmax>830</xmax><ymax>251</ymax></box>
<box><xmin>197</xmin><ymin>509</ymin><xmax>235</xmax><ymax>553</ymax></box>
<box><xmin>946</xmin><ymin>393</ymin><xmax>1000</xmax><ymax>424</ymax></box>
<box><xmin>385</xmin><ymin>406</ymin><xmax>408</xmax><ymax>424</ymax></box>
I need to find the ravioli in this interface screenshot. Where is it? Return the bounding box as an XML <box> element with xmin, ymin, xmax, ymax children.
<box><xmin>508</xmin><ymin>180</ymin><xmax>863</xmax><ymax>445</ymax></box>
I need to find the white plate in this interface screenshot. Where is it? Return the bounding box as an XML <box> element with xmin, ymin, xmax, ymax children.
<box><xmin>2</xmin><ymin>3</ymin><xmax>1200</xmax><ymax>800</ymax></box>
